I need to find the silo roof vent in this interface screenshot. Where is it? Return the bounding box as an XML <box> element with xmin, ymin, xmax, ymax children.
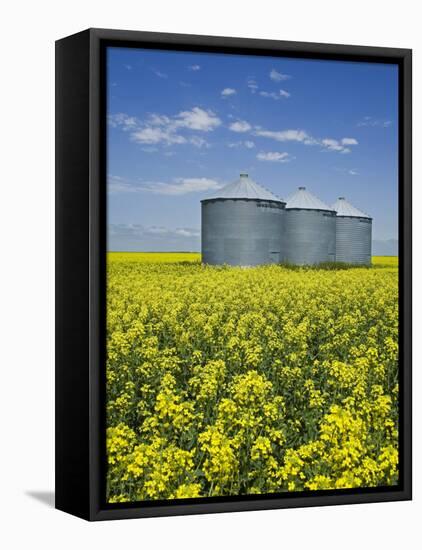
<box><xmin>331</xmin><ymin>197</ymin><xmax>371</xmax><ymax>218</ymax></box>
<box><xmin>286</xmin><ymin>187</ymin><xmax>334</xmax><ymax>211</ymax></box>
<box><xmin>203</xmin><ymin>173</ymin><xmax>284</xmax><ymax>202</ymax></box>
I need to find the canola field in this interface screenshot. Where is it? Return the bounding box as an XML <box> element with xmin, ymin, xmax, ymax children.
<box><xmin>106</xmin><ymin>253</ymin><xmax>399</xmax><ymax>502</ymax></box>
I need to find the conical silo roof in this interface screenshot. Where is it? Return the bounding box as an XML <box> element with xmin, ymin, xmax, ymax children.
<box><xmin>331</xmin><ymin>197</ymin><xmax>371</xmax><ymax>219</ymax></box>
<box><xmin>203</xmin><ymin>173</ymin><xmax>283</xmax><ymax>202</ymax></box>
<box><xmin>285</xmin><ymin>187</ymin><xmax>334</xmax><ymax>211</ymax></box>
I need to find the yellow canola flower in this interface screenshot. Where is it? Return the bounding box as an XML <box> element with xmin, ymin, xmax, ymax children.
<box><xmin>105</xmin><ymin>253</ymin><xmax>399</xmax><ymax>501</ymax></box>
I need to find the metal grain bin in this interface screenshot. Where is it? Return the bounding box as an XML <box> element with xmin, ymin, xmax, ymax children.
<box><xmin>201</xmin><ymin>173</ymin><xmax>286</xmax><ymax>266</ymax></box>
<box><xmin>331</xmin><ymin>197</ymin><xmax>372</xmax><ymax>265</ymax></box>
<box><xmin>285</xmin><ymin>187</ymin><xmax>336</xmax><ymax>265</ymax></box>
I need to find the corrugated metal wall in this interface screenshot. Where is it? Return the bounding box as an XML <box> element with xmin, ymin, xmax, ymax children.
<box><xmin>335</xmin><ymin>217</ymin><xmax>372</xmax><ymax>265</ymax></box>
<box><xmin>201</xmin><ymin>199</ymin><xmax>285</xmax><ymax>266</ymax></box>
<box><xmin>285</xmin><ymin>209</ymin><xmax>336</xmax><ymax>265</ymax></box>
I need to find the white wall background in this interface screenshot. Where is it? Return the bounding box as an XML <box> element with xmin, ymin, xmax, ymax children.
<box><xmin>0</xmin><ymin>1</ymin><xmax>419</xmax><ymax>547</ymax></box>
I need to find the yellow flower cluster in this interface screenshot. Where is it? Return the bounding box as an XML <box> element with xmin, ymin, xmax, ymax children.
<box><xmin>106</xmin><ymin>253</ymin><xmax>399</xmax><ymax>502</ymax></box>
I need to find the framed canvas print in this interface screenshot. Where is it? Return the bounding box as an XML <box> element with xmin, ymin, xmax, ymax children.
<box><xmin>55</xmin><ymin>28</ymin><xmax>412</xmax><ymax>521</ymax></box>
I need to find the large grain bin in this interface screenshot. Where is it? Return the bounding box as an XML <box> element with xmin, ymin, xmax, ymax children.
<box><xmin>331</xmin><ymin>197</ymin><xmax>372</xmax><ymax>265</ymax></box>
<box><xmin>285</xmin><ymin>187</ymin><xmax>336</xmax><ymax>265</ymax></box>
<box><xmin>201</xmin><ymin>173</ymin><xmax>286</xmax><ymax>266</ymax></box>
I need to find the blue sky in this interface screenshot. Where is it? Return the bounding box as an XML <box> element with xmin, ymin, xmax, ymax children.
<box><xmin>107</xmin><ymin>46</ymin><xmax>398</xmax><ymax>252</ymax></box>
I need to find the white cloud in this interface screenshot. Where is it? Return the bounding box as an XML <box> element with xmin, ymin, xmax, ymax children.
<box><xmin>145</xmin><ymin>226</ymin><xmax>169</xmax><ymax>235</ymax></box>
<box><xmin>108</xmin><ymin>113</ymin><xmax>138</xmax><ymax>130</ymax></box>
<box><xmin>147</xmin><ymin>114</ymin><xmax>171</xmax><ymax>126</ymax></box>
<box><xmin>131</xmin><ymin>127</ymin><xmax>187</xmax><ymax>145</ymax></box>
<box><xmin>259</xmin><ymin>91</ymin><xmax>279</xmax><ymax>100</ymax></box>
<box><xmin>221</xmin><ymin>88</ymin><xmax>237</xmax><ymax>97</ymax></box>
<box><xmin>257</xmin><ymin>151</ymin><xmax>293</xmax><ymax>163</ymax></box>
<box><xmin>321</xmin><ymin>138</ymin><xmax>357</xmax><ymax>153</ymax></box>
<box><xmin>174</xmin><ymin>228</ymin><xmax>200</xmax><ymax>237</ymax></box>
<box><xmin>259</xmin><ymin>89</ymin><xmax>290</xmax><ymax>100</ymax></box>
<box><xmin>110</xmin><ymin>107</ymin><xmax>221</xmax><ymax>148</ymax></box>
<box><xmin>303</xmin><ymin>137</ymin><xmax>319</xmax><ymax>145</ymax></box>
<box><xmin>153</xmin><ymin>69</ymin><xmax>168</xmax><ymax>78</ymax></box>
<box><xmin>108</xmin><ymin>175</ymin><xmax>222</xmax><ymax>196</ymax></box>
<box><xmin>175</xmin><ymin>107</ymin><xmax>221</xmax><ymax>131</ymax></box>
<box><xmin>227</xmin><ymin>140</ymin><xmax>255</xmax><ymax>149</ymax></box>
<box><xmin>255</xmin><ymin>127</ymin><xmax>358</xmax><ymax>154</ymax></box>
<box><xmin>254</xmin><ymin>128</ymin><xmax>310</xmax><ymax>142</ymax></box>
<box><xmin>109</xmin><ymin>223</ymin><xmax>200</xmax><ymax>241</ymax></box>
<box><xmin>108</xmin><ymin>175</ymin><xmax>139</xmax><ymax>194</ymax></box>
<box><xmin>189</xmin><ymin>136</ymin><xmax>210</xmax><ymax>148</ymax></box>
<box><xmin>357</xmin><ymin>116</ymin><xmax>392</xmax><ymax>128</ymax></box>
<box><xmin>247</xmin><ymin>79</ymin><xmax>258</xmax><ymax>93</ymax></box>
<box><xmin>145</xmin><ymin>177</ymin><xmax>222</xmax><ymax>195</ymax></box>
<box><xmin>188</xmin><ymin>64</ymin><xmax>201</xmax><ymax>71</ymax></box>
<box><xmin>229</xmin><ymin>120</ymin><xmax>252</xmax><ymax>133</ymax></box>
<box><xmin>270</xmin><ymin>69</ymin><xmax>291</xmax><ymax>82</ymax></box>
<box><xmin>342</xmin><ymin>137</ymin><xmax>358</xmax><ymax>145</ymax></box>
<box><xmin>321</xmin><ymin>138</ymin><xmax>345</xmax><ymax>152</ymax></box>
<box><xmin>333</xmin><ymin>167</ymin><xmax>360</xmax><ymax>176</ymax></box>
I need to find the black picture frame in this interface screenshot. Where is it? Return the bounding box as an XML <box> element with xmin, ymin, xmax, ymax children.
<box><xmin>55</xmin><ymin>27</ymin><xmax>412</xmax><ymax>521</ymax></box>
